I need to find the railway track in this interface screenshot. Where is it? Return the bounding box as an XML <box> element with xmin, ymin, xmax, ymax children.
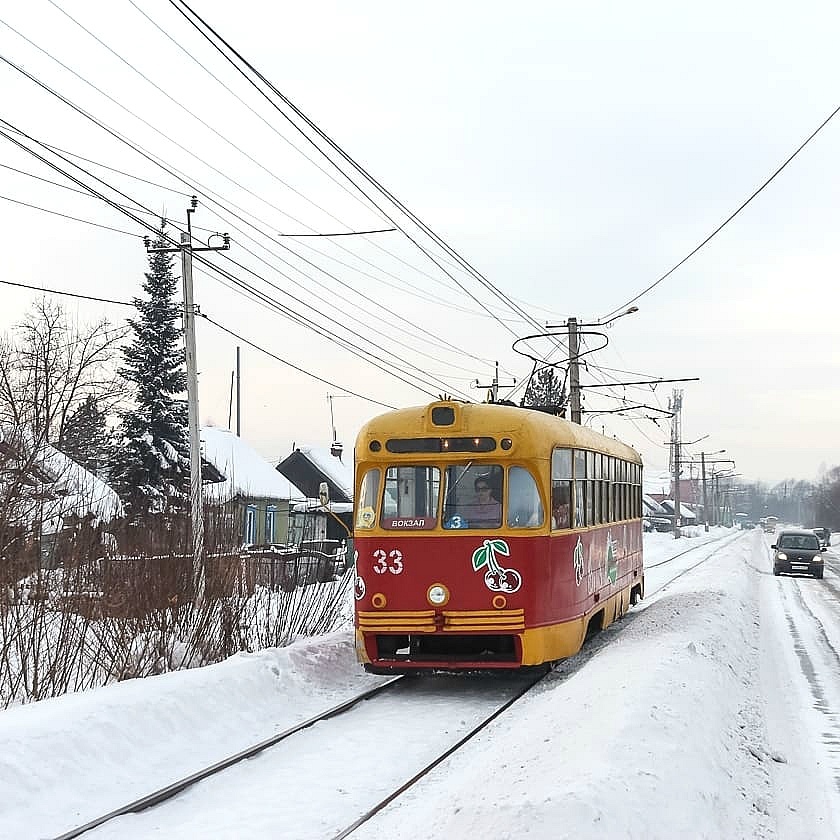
<box><xmin>643</xmin><ymin>528</ymin><xmax>746</xmax><ymax>598</ymax></box>
<box><xmin>54</xmin><ymin>531</ymin><xmax>744</xmax><ymax>840</ymax></box>
<box><xmin>53</xmin><ymin>671</ymin><xmax>545</xmax><ymax>840</ymax></box>
<box><xmin>53</xmin><ymin>678</ymin><xmax>405</xmax><ymax>840</ymax></box>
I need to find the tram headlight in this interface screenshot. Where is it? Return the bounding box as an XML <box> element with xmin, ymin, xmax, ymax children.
<box><xmin>427</xmin><ymin>583</ymin><xmax>449</xmax><ymax>606</ymax></box>
<box><xmin>776</xmin><ymin>552</ymin><xmax>787</xmax><ymax>561</ymax></box>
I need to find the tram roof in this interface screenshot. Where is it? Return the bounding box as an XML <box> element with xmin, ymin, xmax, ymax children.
<box><xmin>357</xmin><ymin>401</ymin><xmax>642</xmax><ymax>463</ymax></box>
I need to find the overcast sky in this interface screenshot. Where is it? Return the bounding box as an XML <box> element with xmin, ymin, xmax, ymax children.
<box><xmin>1</xmin><ymin>0</ymin><xmax>837</xmax><ymax>484</ymax></box>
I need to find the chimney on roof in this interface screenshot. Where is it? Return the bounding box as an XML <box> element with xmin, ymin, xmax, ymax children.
<box><xmin>330</xmin><ymin>440</ymin><xmax>344</xmax><ymax>461</ymax></box>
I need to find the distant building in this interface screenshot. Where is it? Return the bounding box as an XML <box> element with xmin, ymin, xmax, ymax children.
<box><xmin>658</xmin><ymin>499</ymin><xmax>697</xmax><ymax>523</ymax></box>
<box><xmin>201</xmin><ymin>427</ymin><xmax>306</xmax><ymax>547</ymax></box>
<box><xmin>276</xmin><ymin>441</ymin><xmax>353</xmax><ymax>504</ymax></box>
<box><xmin>1</xmin><ymin>425</ymin><xmax>123</xmax><ymax>568</ymax></box>
<box><xmin>276</xmin><ymin>442</ymin><xmax>354</xmax><ymax>546</ymax></box>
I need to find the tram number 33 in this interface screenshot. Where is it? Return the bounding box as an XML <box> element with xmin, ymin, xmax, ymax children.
<box><xmin>372</xmin><ymin>548</ymin><xmax>404</xmax><ymax>575</ymax></box>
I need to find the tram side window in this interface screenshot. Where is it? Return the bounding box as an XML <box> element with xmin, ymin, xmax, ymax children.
<box><xmin>590</xmin><ymin>479</ymin><xmax>599</xmax><ymax>524</ymax></box>
<box><xmin>508</xmin><ymin>466</ymin><xmax>544</xmax><ymax>528</ymax></box>
<box><xmin>573</xmin><ymin>449</ymin><xmax>587</xmax><ymax>527</ymax></box>
<box><xmin>575</xmin><ymin>480</ymin><xmax>586</xmax><ymax>527</ymax></box>
<box><xmin>551</xmin><ymin>448</ymin><xmax>572</xmax><ymax>530</ymax></box>
<box><xmin>355</xmin><ymin>468</ymin><xmax>381</xmax><ymax>530</ymax></box>
<box><xmin>381</xmin><ymin>466</ymin><xmax>440</xmax><ymax>529</ymax></box>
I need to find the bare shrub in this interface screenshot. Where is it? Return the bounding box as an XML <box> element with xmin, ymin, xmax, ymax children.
<box><xmin>1</xmin><ymin>492</ymin><xmax>353</xmax><ymax>707</ymax></box>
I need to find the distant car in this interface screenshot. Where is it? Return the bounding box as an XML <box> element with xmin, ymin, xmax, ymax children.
<box><xmin>742</xmin><ymin>520</ymin><xmax>756</xmax><ymax>530</ymax></box>
<box><xmin>812</xmin><ymin>527</ymin><xmax>831</xmax><ymax>548</ymax></box>
<box><xmin>771</xmin><ymin>529</ymin><xmax>826</xmax><ymax>579</ymax></box>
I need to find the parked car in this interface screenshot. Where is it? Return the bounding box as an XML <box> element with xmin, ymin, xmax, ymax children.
<box><xmin>812</xmin><ymin>527</ymin><xmax>831</xmax><ymax>548</ymax></box>
<box><xmin>771</xmin><ymin>529</ymin><xmax>826</xmax><ymax>579</ymax></box>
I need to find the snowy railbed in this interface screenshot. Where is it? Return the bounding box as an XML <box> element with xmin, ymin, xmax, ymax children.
<box><xmin>2</xmin><ymin>529</ymin><xmax>837</xmax><ymax>838</ymax></box>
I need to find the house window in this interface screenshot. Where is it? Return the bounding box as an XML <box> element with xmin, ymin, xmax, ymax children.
<box><xmin>265</xmin><ymin>505</ymin><xmax>277</xmax><ymax>544</ymax></box>
<box><xmin>245</xmin><ymin>505</ymin><xmax>257</xmax><ymax>545</ymax></box>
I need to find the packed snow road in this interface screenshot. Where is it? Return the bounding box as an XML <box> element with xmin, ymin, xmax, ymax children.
<box><xmin>758</xmin><ymin>529</ymin><xmax>840</xmax><ymax>838</ymax></box>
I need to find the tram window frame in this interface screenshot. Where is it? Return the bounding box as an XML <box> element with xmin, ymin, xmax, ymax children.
<box><xmin>507</xmin><ymin>465</ymin><xmax>545</xmax><ymax>528</ymax></box>
<box><xmin>380</xmin><ymin>465</ymin><xmax>440</xmax><ymax>530</ymax></box>
<box><xmin>355</xmin><ymin>468</ymin><xmax>381</xmax><ymax>530</ymax></box>
<box><xmin>551</xmin><ymin>448</ymin><xmax>573</xmax><ymax>531</ymax></box>
<box><xmin>574</xmin><ymin>449</ymin><xmax>587</xmax><ymax>480</ymax></box>
<box><xmin>442</xmin><ymin>464</ymin><xmax>504</xmax><ymax>530</ymax></box>
<box><xmin>574</xmin><ymin>480</ymin><xmax>586</xmax><ymax>527</ymax></box>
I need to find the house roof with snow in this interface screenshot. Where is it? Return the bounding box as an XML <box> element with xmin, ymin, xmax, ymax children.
<box><xmin>45</xmin><ymin>448</ymin><xmax>123</xmax><ymax>523</ymax></box>
<box><xmin>643</xmin><ymin>494</ymin><xmax>667</xmax><ymax>515</ymax></box>
<box><xmin>201</xmin><ymin>427</ymin><xmax>305</xmax><ymax>503</ymax></box>
<box><xmin>0</xmin><ymin>428</ymin><xmax>122</xmax><ymax>533</ymax></box>
<box><xmin>276</xmin><ymin>442</ymin><xmax>353</xmax><ymax>504</ymax></box>
<box><xmin>659</xmin><ymin>499</ymin><xmax>697</xmax><ymax>520</ymax></box>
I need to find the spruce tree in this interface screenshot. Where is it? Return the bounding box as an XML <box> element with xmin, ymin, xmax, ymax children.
<box><xmin>59</xmin><ymin>394</ymin><xmax>110</xmax><ymax>474</ymax></box>
<box><xmin>522</xmin><ymin>365</ymin><xmax>565</xmax><ymax>409</ymax></box>
<box><xmin>110</xmin><ymin>225</ymin><xmax>190</xmax><ymax>520</ymax></box>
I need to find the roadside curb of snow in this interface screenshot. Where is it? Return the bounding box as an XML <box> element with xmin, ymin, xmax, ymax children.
<box><xmin>0</xmin><ymin>632</ymin><xmax>369</xmax><ymax>840</ymax></box>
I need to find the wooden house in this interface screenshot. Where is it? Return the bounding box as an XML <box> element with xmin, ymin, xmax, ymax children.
<box><xmin>201</xmin><ymin>426</ymin><xmax>305</xmax><ymax>547</ymax></box>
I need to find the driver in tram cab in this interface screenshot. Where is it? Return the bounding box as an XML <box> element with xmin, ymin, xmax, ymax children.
<box><xmin>468</xmin><ymin>475</ymin><xmax>502</xmax><ymax>526</ymax></box>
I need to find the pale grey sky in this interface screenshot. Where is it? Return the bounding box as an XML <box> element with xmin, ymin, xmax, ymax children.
<box><xmin>1</xmin><ymin>0</ymin><xmax>837</xmax><ymax>482</ymax></box>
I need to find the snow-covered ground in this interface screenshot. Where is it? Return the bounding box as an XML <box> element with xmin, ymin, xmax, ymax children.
<box><xmin>2</xmin><ymin>527</ymin><xmax>839</xmax><ymax>839</ymax></box>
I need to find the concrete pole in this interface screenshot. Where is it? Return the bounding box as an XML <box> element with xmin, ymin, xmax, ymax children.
<box><xmin>180</xmin><ymin>226</ymin><xmax>205</xmax><ymax>603</ymax></box>
<box><xmin>236</xmin><ymin>345</ymin><xmax>241</xmax><ymax>437</ymax></box>
<box><xmin>568</xmin><ymin>318</ymin><xmax>581</xmax><ymax>424</ymax></box>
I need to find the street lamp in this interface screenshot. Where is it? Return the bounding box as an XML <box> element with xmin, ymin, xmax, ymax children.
<box><xmin>599</xmin><ymin>305</ymin><xmax>639</xmax><ymax>327</ymax></box>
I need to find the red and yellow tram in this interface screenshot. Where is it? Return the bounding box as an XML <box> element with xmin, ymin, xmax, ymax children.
<box><xmin>353</xmin><ymin>400</ymin><xmax>644</xmax><ymax>672</ymax></box>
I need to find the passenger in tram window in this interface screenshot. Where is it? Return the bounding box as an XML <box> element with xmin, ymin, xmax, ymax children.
<box><xmin>552</xmin><ymin>481</ymin><xmax>571</xmax><ymax>529</ymax></box>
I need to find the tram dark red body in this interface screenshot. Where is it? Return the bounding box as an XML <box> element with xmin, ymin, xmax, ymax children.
<box><xmin>353</xmin><ymin>401</ymin><xmax>644</xmax><ymax>672</ymax></box>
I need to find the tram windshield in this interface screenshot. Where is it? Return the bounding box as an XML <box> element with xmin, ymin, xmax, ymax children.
<box><xmin>443</xmin><ymin>465</ymin><xmax>503</xmax><ymax>529</ymax></box>
<box><xmin>380</xmin><ymin>465</ymin><xmax>441</xmax><ymax>530</ymax></box>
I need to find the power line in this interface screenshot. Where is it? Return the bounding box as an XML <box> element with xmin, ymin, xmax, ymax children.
<box><xmin>127</xmin><ymin>0</ymin><xmax>536</xmax><ymax>315</ymax></box>
<box><xmin>0</xmin><ymin>45</ymin><xmax>498</xmax><ymax>369</ymax></box>
<box><xmin>0</xmin><ymin>93</ymin><xmax>482</xmax><ymax>394</ymax></box>
<box><xmin>0</xmin><ymin>192</ymin><xmax>143</xmax><ymax>238</ymax></box>
<box><xmin>278</xmin><ymin>227</ymin><xmax>397</xmax><ymax>237</ymax></box>
<box><xmin>0</xmin><ymin>161</ymin><xmax>180</xmax><ymax>220</ymax></box>
<box><xmin>166</xmin><ymin>0</ymin><xmax>554</xmax><ymax>366</ymax></box>
<box><xmin>199</xmin><ymin>313</ymin><xmax>396</xmax><ymax>410</ymax></box>
<box><xmin>601</xmin><ymin>102</ymin><xmax>840</xmax><ymax>321</ymax></box>
<box><xmin>38</xmin><ymin>0</ymin><xmax>357</xmax><ymax>233</ymax></box>
<box><xmin>0</xmin><ymin>36</ymin><xmax>520</xmax><ymax>364</ymax></box>
<box><xmin>0</xmin><ymin>278</ymin><xmax>133</xmax><ymax>307</ymax></box>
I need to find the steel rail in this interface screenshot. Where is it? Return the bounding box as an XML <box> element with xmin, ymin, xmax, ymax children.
<box><xmin>52</xmin><ymin>676</ymin><xmax>404</xmax><ymax>840</ymax></box>
<box><xmin>329</xmin><ymin>669</ymin><xmax>548</xmax><ymax>839</ymax></box>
